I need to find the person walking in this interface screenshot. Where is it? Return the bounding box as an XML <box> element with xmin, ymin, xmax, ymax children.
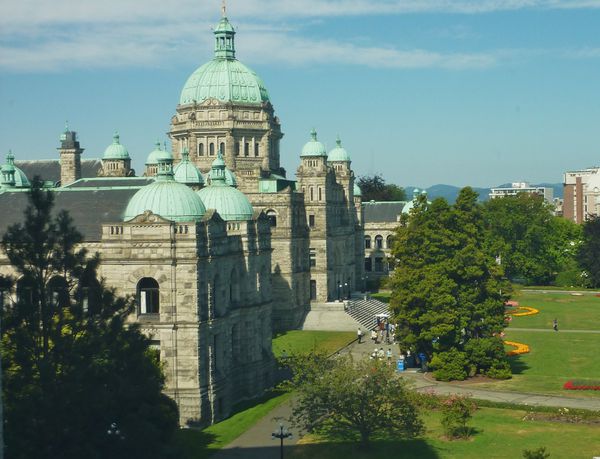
<box><xmin>553</xmin><ymin>318</ymin><xmax>558</xmax><ymax>332</ymax></box>
<box><xmin>357</xmin><ymin>327</ymin><xmax>363</xmax><ymax>344</ymax></box>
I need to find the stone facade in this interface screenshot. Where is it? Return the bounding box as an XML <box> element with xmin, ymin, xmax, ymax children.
<box><xmin>58</xmin><ymin>130</ymin><xmax>83</xmax><ymax>186</ymax></box>
<box><xmin>563</xmin><ymin>167</ymin><xmax>600</xmax><ymax>223</ymax></box>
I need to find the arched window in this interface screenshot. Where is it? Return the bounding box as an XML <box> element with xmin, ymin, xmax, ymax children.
<box><xmin>219</xmin><ymin>142</ymin><xmax>225</xmax><ymax>155</ymax></box>
<box><xmin>254</xmin><ymin>143</ymin><xmax>260</xmax><ymax>157</ymax></box>
<box><xmin>16</xmin><ymin>276</ymin><xmax>35</xmax><ymax>305</ymax></box>
<box><xmin>198</xmin><ymin>143</ymin><xmax>204</xmax><ymax>156</ymax></box>
<box><xmin>209</xmin><ymin>142</ymin><xmax>215</xmax><ymax>156</ymax></box>
<box><xmin>244</xmin><ymin>142</ymin><xmax>250</xmax><ymax>157</ymax></box>
<box><xmin>386</xmin><ymin>235</ymin><xmax>393</xmax><ymax>249</ymax></box>
<box><xmin>47</xmin><ymin>276</ymin><xmax>69</xmax><ymax>308</ymax></box>
<box><xmin>364</xmin><ymin>236</ymin><xmax>371</xmax><ymax>249</ymax></box>
<box><xmin>137</xmin><ymin>278</ymin><xmax>159</xmax><ymax>314</ymax></box>
<box><xmin>266</xmin><ymin>209</ymin><xmax>277</xmax><ymax>227</ymax></box>
<box><xmin>375</xmin><ymin>235</ymin><xmax>383</xmax><ymax>249</ymax></box>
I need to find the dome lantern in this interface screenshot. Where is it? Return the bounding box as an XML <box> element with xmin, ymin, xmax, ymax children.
<box><xmin>174</xmin><ymin>147</ymin><xmax>205</xmax><ymax>187</ymax></box>
<box><xmin>327</xmin><ymin>135</ymin><xmax>351</xmax><ymax>162</ymax></box>
<box><xmin>301</xmin><ymin>129</ymin><xmax>328</xmax><ymax>157</ymax></box>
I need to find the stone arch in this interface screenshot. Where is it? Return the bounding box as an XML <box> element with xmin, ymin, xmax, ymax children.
<box><xmin>375</xmin><ymin>234</ymin><xmax>383</xmax><ymax>249</ymax></box>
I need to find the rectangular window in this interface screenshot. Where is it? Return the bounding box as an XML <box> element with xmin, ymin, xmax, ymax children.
<box><xmin>309</xmin><ymin>215</ymin><xmax>315</xmax><ymax>228</ymax></box>
<box><xmin>309</xmin><ymin>248</ymin><xmax>316</xmax><ymax>267</ymax></box>
<box><xmin>364</xmin><ymin>258</ymin><xmax>372</xmax><ymax>272</ymax></box>
<box><xmin>375</xmin><ymin>257</ymin><xmax>383</xmax><ymax>272</ymax></box>
<box><xmin>318</xmin><ymin>187</ymin><xmax>322</xmax><ymax>201</ymax></box>
<box><xmin>244</xmin><ymin>142</ymin><xmax>250</xmax><ymax>156</ymax></box>
<box><xmin>310</xmin><ymin>280</ymin><xmax>317</xmax><ymax>300</ymax></box>
<box><xmin>254</xmin><ymin>143</ymin><xmax>260</xmax><ymax>157</ymax></box>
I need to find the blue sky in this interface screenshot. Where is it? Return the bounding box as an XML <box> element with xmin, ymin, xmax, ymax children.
<box><xmin>1</xmin><ymin>0</ymin><xmax>599</xmax><ymax>188</ymax></box>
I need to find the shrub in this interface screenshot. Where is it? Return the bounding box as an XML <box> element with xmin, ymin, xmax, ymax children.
<box><xmin>464</xmin><ymin>337</ymin><xmax>510</xmax><ymax>377</ymax></box>
<box><xmin>430</xmin><ymin>349</ymin><xmax>469</xmax><ymax>381</ymax></box>
<box><xmin>523</xmin><ymin>446</ymin><xmax>550</xmax><ymax>459</ymax></box>
<box><xmin>440</xmin><ymin>394</ymin><xmax>477</xmax><ymax>439</ymax></box>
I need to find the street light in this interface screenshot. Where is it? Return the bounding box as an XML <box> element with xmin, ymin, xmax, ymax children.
<box><xmin>344</xmin><ymin>282</ymin><xmax>348</xmax><ymax>300</ymax></box>
<box><xmin>337</xmin><ymin>281</ymin><xmax>342</xmax><ymax>301</ymax></box>
<box><xmin>272</xmin><ymin>422</ymin><xmax>293</xmax><ymax>459</ymax></box>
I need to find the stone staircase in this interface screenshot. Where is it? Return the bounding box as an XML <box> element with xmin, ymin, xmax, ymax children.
<box><xmin>345</xmin><ymin>297</ymin><xmax>390</xmax><ymax>330</ymax></box>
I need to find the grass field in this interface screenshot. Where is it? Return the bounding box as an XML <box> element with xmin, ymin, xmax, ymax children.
<box><xmin>176</xmin><ymin>330</ymin><xmax>355</xmax><ymax>457</ymax></box>
<box><xmin>509</xmin><ymin>291</ymin><xmax>600</xmax><ymax>330</ymax></box>
<box><xmin>285</xmin><ymin>407</ymin><xmax>600</xmax><ymax>459</ymax></box>
<box><xmin>272</xmin><ymin>330</ymin><xmax>355</xmax><ymax>357</ymax></box>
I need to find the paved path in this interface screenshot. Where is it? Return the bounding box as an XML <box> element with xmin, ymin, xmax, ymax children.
<box><xmin>521</xmin><ymin>289</ymin><xmax>600</xmax><ymax>295</ymax></box>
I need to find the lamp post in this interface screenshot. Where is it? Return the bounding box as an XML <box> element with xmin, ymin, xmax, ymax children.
<box><xmin>272</xmin><ymin>422</ymin><xmax>292</xmax><ymax>459</ymax></box>
<box><xmin>337</xmin><ymin>281</ymin><xmax>342</xmax><ymax>302</ymax></box>
<box><xmin>344</xmin><ymin>281</ymin><xmax>348</xmax><ymax>300</ymax></box>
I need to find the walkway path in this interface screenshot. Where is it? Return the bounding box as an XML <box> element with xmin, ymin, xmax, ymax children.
<box><xmin>509</xmin><ymin>327</ymin><xmax>600</xmax><ymax>334</ymax></box>
<box><xmin>211</xmin><ymin>337</ymin><xmax>600</xmax><ymax>457</ymax></box>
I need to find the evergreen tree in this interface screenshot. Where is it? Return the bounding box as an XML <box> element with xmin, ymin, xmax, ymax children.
<box><xmin>0</xmin><ymin>183</ymin><xmax>178</xmax><ymax>459</ymax></box>
<box><xmin>578</xmin><ymin>216</ymin><xmax>600</xmax><ymax>287</ymax></box>
<box><xmin>357</xmin><ymin>174</ymin><xmax>406</xmax><ymax>201</ymax></box>
<box><xmin>388</xmin><ymin>188</ymin><xmax>511</xmax><ymax>380</ymax></box>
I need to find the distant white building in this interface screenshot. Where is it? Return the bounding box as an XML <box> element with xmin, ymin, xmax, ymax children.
<box><xmin>563</xmin><ymin>167</ymin><xmax>600</xmax><ymax>223</ymax></box>
<box><xmin>489</xmin><ymin>182</ymin><xmax>554</xmax><ymax>203</ymax></box>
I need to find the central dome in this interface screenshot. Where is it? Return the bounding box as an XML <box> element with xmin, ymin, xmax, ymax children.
<box><xmin>179</xmin><ymin>16</ymin><xmax>269</xmax><ymax>106</ymax></box>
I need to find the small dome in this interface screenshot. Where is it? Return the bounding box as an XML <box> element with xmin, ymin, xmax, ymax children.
<box><xmin>1</xmin><ymin>150</ymin><xmax>30</xmax><ymax>188</ymax></box>
<box><xmin>403</xmin><ymin>189</ymin><xmax>428</xmax><ymax>214</ymax></box>
<box><xmin>198</xmin><ymin>155</ymin><xmax>254</xmax><ymax>221</ymax></box>
<box><xmin>328</xmin><ymin>136</ymin><xmax>351</xmax><ymax>162</ymax></box>
<box><xmin>174</xmin><ymin>148</ymin><xmax>205</xmax><ymax>186</ymax></box>
<box><xmin>353</xmin><ymin>183</ymin><xmax>362</xmax><ymax>197</ymax></box>
<box><xmin>103</xmin><ymin>132</ymin><xmax>130</xmax><ymax>160</ymax></box>
<box><xmin>208</xmin><ymin>166</ymin><xmax>237</xmax><ymax>187</ymax></box>
<box><xmin>301</xmin><ymin>129</ymin><xmax>327</xmax><ymax>157</ymax></box>
<box><xmin>146</xmin><ymin>141</ymin><xmax>172</xmax><ymax>165</ymax></box>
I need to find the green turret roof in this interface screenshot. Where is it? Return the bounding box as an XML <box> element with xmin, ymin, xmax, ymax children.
<box><xmin>124</xmin><ymin>151</ymin><xmax>205</xmax><ymax>222</ymax></box>
<box><xmin>197</xmin><ymin>154</ymin><xmax>254</xmax><ymax>221</ymax></box>
<box><xmin>146</xmin><ymin>141</ymin><xmax>172</xmax><ymax>165</ymax></box>
<box><xmin>103</xmin><ymin>132</ymin><xmax>130</xmax><ymax>160</ymax></box>
<box><xmin>301</xmin><ymin>129</ymin><xmax>327</xmax><ymax>157</ymax></box>
<box><xmin>1</xmin><ymin>150</ymin><xmax>30</xmax><ymax>189</ymax></box>
<box><xmin>327</xmin><ymin>136</ymin><xmax>351</xmax><ymax>162</ymax></box>
<box><xmin>353</xmin><ymin>183</ymin><xmax>362</xmax><ymax>197</ymax></box>
<box><xmin>179</xmin><ymin>14</ymin><xmax>269</xmax><ymax>105</ymax></box>
<box><xmin>174</xmin><ymin>148</ymin><xmax>205</xmax><ymax>186</ymax></box>
<box><xmin>208</xmin><ymin>164</ymin><xmax>237</xmax><ymax>187</ymax></box>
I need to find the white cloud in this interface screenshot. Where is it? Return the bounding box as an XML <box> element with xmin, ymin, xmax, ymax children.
<box><xmin>1</xmin><ymin>0</ymin><xmax>599</xmax><ymax>72</ymax></box>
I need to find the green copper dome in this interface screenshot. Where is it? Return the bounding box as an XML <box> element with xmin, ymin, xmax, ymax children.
<box><xmin>146</xmin><ymin>141</ymin><xmax>172</xmax><ymax>166</ymax></box>
<box><xmin>103</xmin><ymin>132</ymin><xmax>130</xmax><ymax>160</ymax></box>
<box><xmin>174</xmin><ymin>148</ymin><xmax>205</xmax><ymax>186</ymax></box>
<box><xmin>327</xmin><ymin>136</ymin><xmax>351</xmax><ymax>162</ymax></box>
<box><xmin>353</xmin><ymin>183</ymin><xmax>362</xmax><ymax>197</ymax></box>
<box><xmin>179</xmin><ymin>15</ymin><xmax>269</xmax><ymax>106</ymax></box>
<box><xmin>1</xmin><ymin>150</ymin><xmax>30</xmax><ymax>188</ymax></box>
<box><xmin>301</xmin><ymin>129</ymin><xmax>327</xmax><ymax>157</ymax></box>
<box><xmin>198</xmin><ymin>154</ymin><xmax>254</xmax><ymax>221</ymax></box>
<box><xmin>124</xmin><ymin>152</ymin><xmax>206</xmax><ymax>222</ymax></box>
<box><xmin>402</xmin><ymin>189</ymin><xmax>428</xmax><ymax>215</ymax></box>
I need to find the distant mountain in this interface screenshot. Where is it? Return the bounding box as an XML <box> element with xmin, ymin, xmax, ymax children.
<box><xmin>404</xmin><ymin>183</ymin><xmax>563</xmax><ymax>203</ymax></box>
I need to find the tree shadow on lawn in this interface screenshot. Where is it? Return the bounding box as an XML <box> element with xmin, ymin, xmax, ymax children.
<box><xmin>215</xmin><ymin>438</ymin><xmax>441</xmax><ymax>459</ymax></box>
<box><xmin>508</xmin><ymin>355</ymin><xmax>530</xmax><ymax>375</ymax></box>
<box><xmin>174</xmin><ymin>429</ymin><xmax>218</xmax><ymax>459</ymax></box>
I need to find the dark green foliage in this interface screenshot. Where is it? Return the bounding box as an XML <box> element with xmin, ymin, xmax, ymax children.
<box><xmin>389</xmin><ymin>187</ymin><xmax>511</xmax><ymax>380</ymax></box>
<box><xmin>464</xmin><ymin>337</ymin><xmax>511</xmax><ymax>378</ymax></box>
<box><xmin>484</xmin><ymin>194</ymin><xmax>581</xmax><ymax>285</ymax></box>
<box><xmin>357</xmin><ymin>174</ymin><xmax>406</xmax><ymax>202</ymax></box>
<box><xmin>578</xmin><ymin>216</ymin><xmax>600</xmax><ymax>287</ymax></box>
<box><xmin>440</xmin><ymin>395</ymin><xmax>477</xmax><ymax>439</ymax></box>
<box><xmin>285</xmin><ymin>352</ymin><xmax>423</xmax><ymax>447</ymax></box>
<box><xmin>0</xmin><ymin>182</ymin><xmax>179</xmax><ymax>459</ymax></box>
<box><xmin>523</xmin><ymin>447</ymin><xmax>551</xmax><ymax>459</ymax></box>
<box><xmin>430</xmin><ymin>349</ymin><xmax>470</xmax><ymax>381</ymax></box>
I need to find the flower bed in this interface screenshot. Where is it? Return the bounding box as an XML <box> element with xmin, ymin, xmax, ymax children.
<box><xmin>563</xmin><ymin>380</ymin><xmax>600</xmax><ymax>391</ymax></box>
<box><xmin>510</xmin><ymin>306</ymin><xmax>539</xmax><ymax>317</ymax></box>
<box><xmin>505</xmin><ymin>340</ymin><xmax>530</xmax><ymax>356</ymax></box>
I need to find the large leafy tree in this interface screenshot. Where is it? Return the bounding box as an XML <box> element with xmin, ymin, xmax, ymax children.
<box><xmin>357</xmin><ymin>174</ymin><xmax>406</xmax><ymax>202</ymax></box>
<box><xmin>483</xmin><ymin>194</ymin><xmax>579</xmax><ymax>285</ymax></box>
<box><xmin>578</xmin><ymin>216</ymin><xmax>600</xmax><ymax>287</ymax></box>
<box><xmin>388</xmin><ymin>188</ymin><xmax>510</xmax><ymax>380</ymax></box>
<box><xmin>0</xmin><ymin>183</ymin><xmax>179</xmax><ymax>459</ymax></box>
<box><xmin>286</xmin><ymin>352</ymin><xmax>423</xmax><ymax>447</ymax></box>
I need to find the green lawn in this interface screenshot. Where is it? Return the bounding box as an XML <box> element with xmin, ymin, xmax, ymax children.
<box><xmin>272</xmin><ymin>330</ymin><xmax>356</xmax><ymax>357</ymax></box>
<box><xmin>176</xmin><ymin>390</ymin><xmax>292</xmax><ymax>459</ymax></box>
<box><xmin>287</xmin><ymin>407</ymin><xmax>600</xmax><ymax>459</ymax></box>
<box><xmin>176</xmin><ymin>331</ymin><xmax>355</xmax><ymax>457</ymax></box>
<box><xmin>476</xmin><ymin>330</ymin><xmax>600</xmax><ymax>396</ymax></box>
<box><xmin>509</xmin><ymin>291</ymin><xmax>600</xmax><ymax>330</ymax></box>
<box><xmin>371</xmin><ymin>291</ymin><xmax>391</xmax><ymax>303</ymax></box>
